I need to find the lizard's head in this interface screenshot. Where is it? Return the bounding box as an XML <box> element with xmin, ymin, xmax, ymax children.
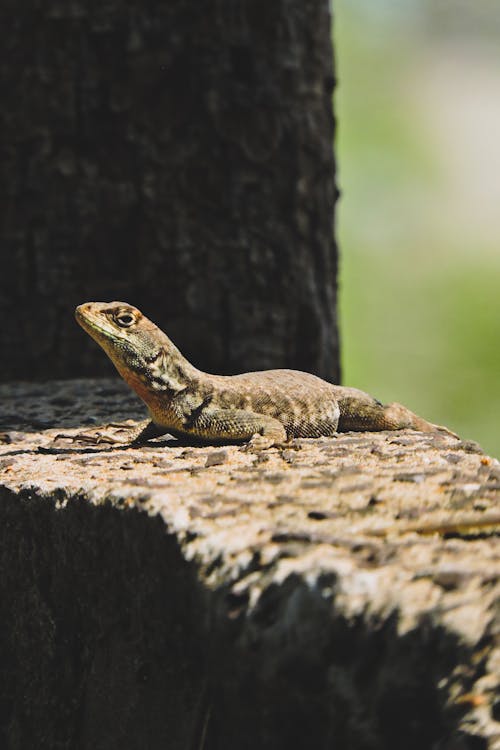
<box><xmin>76</xmin><ymin>301</ymin><xmax>191</xmax><ymax>402</ymax></box>
<box><xmin>75</xmin><ymin>301</ymin><xmax>164</xmax><ymax>377</ymax></box>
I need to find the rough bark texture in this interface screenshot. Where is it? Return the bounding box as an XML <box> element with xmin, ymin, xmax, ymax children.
<box><xmin>1</xmin><ymin>0</ymin><xmax>339</xmax><ymax>382</ymax></box>
<box><xmin>1</xmin><ymin>379</ymin><xmax>499</xmax><ymax>750</ymax></box>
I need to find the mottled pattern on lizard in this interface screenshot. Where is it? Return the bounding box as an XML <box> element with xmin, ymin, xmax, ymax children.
<box><xmin>75</xmin><ymin>302</ymin><xmax>457</xmax><ymax>445</ymax></box>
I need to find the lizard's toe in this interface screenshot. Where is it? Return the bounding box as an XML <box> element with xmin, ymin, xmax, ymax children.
<box><xmin>244</xmin><ymin>433</ymin><xmax>277</xmax><ymax>451</ymax></box>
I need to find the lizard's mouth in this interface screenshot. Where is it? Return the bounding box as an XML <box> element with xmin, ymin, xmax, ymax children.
<box><xmin>74</xmin><ymin>304</ymin><xmax>89</xmax><ymax>326</ymax></box>
<box><xmin>75</xmin><ymin>304</ymin><xmax>121</xmax><ymax>347</ymax></box>
<box><xmin>75</xmin><ymin>304</ymin><xmax>102</xmax><ymax>335</ymax></box>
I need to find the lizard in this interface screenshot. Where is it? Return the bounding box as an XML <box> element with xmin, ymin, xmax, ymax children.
<box><xmin>75</xmin><ymin>301</ymin><xmax>457</xmax><ymax>447</ymax></box>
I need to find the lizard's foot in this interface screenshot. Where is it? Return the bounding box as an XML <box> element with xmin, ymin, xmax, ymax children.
<box><xmin>243</xmin><ymin>434</ymin><xmax>277</xmax><ymax>451</ymax></box>
<box><xmin>383</xmin><ymin>403</ymin><xmax>459</xmax><ymax>438</ymax></box>
<box><xmin>429</xmin><ymin>423</ymin><xmax>460</xmax><ymax>439</ymax></box>
<box><xmin>54</xmin><ymin>419</ymin><xmax>162</xmax><ymax>448</ymax></box>
<box><xmin>243</xmin><ymin>429</ymin><xmax>290</xmax><ymax>451</ymax></box>
<box><xmin>53</xmin><ymin>430</ymin><xmax>126</xmax><ymax>446</ymax></box>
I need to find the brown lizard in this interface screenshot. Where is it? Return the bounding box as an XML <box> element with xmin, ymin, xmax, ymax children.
<box><xmin>75</xmin><ymin>301</ymin><xmax>457</xmax><ymax>446</ymax></box>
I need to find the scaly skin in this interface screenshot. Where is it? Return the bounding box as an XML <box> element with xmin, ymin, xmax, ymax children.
<box><xmin>75</xmin><ymin>302</ymin><xmax>457</xmax><ymax>445</ymax></box>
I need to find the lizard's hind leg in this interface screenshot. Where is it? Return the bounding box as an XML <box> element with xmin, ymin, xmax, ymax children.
<box><xmin>188</xmin><ymin>408</ymin><xmax>287</xmax><ymax>445</ymax></box>
<box><xmin>336</xmin><ymin>387</ymin><xmax>457</xmax><ymax>436</ymax></box>
<box><xmin>378</xmin><ymin>402</ymin><xmax>458</xmax><ymax>436</ymax></box>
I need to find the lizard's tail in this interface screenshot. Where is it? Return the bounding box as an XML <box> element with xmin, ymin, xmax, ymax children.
<box><xmin>336</xmin><ymin>388</ymin><xmax>458</xmax><ymax>437</ymax></box>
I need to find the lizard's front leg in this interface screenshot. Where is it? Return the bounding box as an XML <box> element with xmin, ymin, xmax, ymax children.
<box><xmin>186</xmin><ymin>408</ymin><xmax>287</xmax><ymax>446</ymax></box>
<box><xmin>128</xmin><ymin>419</ymin><xmax>172</xmax><ymax>445</ymax></box>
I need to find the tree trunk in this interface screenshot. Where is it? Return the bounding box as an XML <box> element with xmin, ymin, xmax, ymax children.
<box><xmin>1</xmin><ymin>0</ymin><xmax>339</xmax><ymax>382</ymax></box>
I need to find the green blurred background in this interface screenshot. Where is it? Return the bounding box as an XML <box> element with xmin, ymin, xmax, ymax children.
<box><xmin>334</xmin><ymin>0</ymin><xmax>500</xmax><ymax>457</ymax></box>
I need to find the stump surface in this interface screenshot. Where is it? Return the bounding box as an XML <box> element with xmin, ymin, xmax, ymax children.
<box><xmin>0</xmin><ymin>378</ymin><xmax>499</xmax><ymax>749</ymax></box>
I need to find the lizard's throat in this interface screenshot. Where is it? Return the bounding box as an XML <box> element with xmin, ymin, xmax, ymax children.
<box><xmin>113</xmin><ymin>354</ymin><xmax>188</xmax><ymax>405</ymax></box>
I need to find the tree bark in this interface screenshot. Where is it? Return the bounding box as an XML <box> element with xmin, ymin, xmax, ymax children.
<box><xmin>1</xmin><ymin>0</ymin><xmax>339</xmax><ymax>382</ymax></box>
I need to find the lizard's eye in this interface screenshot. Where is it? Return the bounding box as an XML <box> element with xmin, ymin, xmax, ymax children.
<box><xmin>115</xmin><ymin>312</ymin><xmax>135</xmax><ymax>328</ymax></box>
